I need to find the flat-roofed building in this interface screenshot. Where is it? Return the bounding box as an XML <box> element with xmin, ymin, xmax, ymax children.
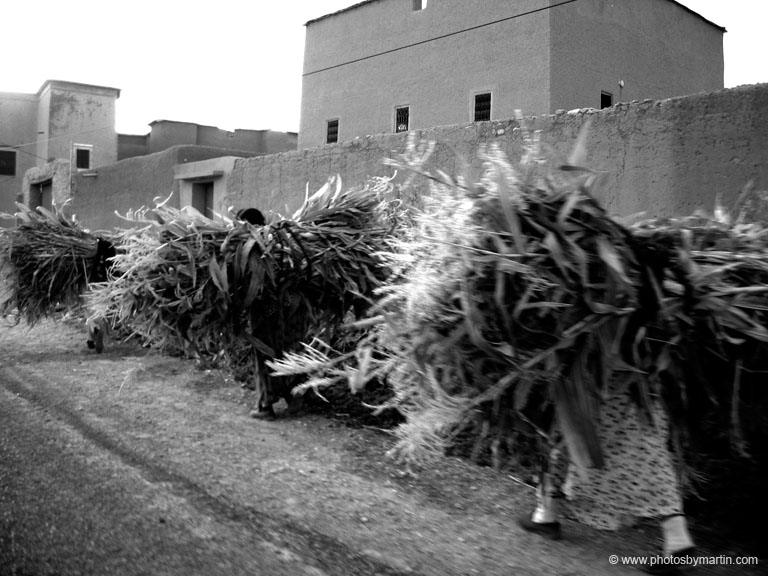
<box><xmin>0</xmin><ymin>80</ymin><xmax>120</xmax><ymax>219</ymax></box>
<box><xmin>299</xmin><ymin>0</ymin><xmax>724</xmax><ymax>148</ymax></box>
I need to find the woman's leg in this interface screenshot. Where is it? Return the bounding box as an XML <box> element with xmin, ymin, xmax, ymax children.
<box><xmin>660</xmin><ymin>513</ymin><xmax>695</xmax><ymax>555</ymax></box>
<box><xmin>531</xmin><ymin>473</ymin><xmax>559</xmax><ymax>523</ymax></box>
<box><xmin>517</xmin><ymin>444</ymin><xmax>568</xmax><ymax>539</ymax></box>
<box><xmin>250</xmin><ymin>355</ymin><xmax>276</xmax><ymax>418</ymax></box>
<box><xmin>639</xmin><ymin>514</ymin><xmax>696</xmax><ymax>574</ymax></box>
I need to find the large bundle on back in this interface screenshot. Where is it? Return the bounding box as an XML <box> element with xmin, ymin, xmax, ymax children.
<box><xmin>88</xmin><ymin>176</ymin><xmax>400</xmax><ymax>395</ymax></box>
<box><xmin>0</xmin><ymin>203</ymin><xmax>115</xmax><ymax>325</ymax></box>
<box><xmin>273</xmin><ymin>136</ymin><xmax>646</xmax><ymax>468</ymax></box>
<box><xmin>272</xmin><ymin>134</ymin><xmax>768</xmax><ymax>485</ymax></box>
<box><xmin>367</xmin><ymin>141</ymin><xmax>646</xmax><ymax>470</ymax></box>
<box><xmin>629</xmin><ymin>203</ymin><xmax>768</xmax><ymax>460</ymax></box>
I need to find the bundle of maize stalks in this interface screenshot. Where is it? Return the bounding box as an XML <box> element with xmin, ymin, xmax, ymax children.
<box><xmin>270</xmin><ymin>134</ymin><xmax>768</xmax><ymax>484</ymax></box>
<box><xmin>87</xmin><ymin>176</ymin><xmax>401</xmax><ymax>396</ymax></box>
<box><xmin>275</xmin><ymin>137</ymin><xmax>646</xmax><ymax>470</ymax></box>
<box><xmin>0</xmin><ymin>203</ymin><xmax>115</xmax><ymax>325</ymax></box>
<box><xmin>628</xmin><ymin>198</ymin><xmax>768</xmax><ymax>462</ymax></box>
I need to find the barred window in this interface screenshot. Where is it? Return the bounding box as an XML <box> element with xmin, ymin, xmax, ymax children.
<box><xmin>326</xmin><ymin>119</ymin><xmax>339</xmax><ymax>144</ymax></box>
<box><xmin>0</xmin><ymin>149</ymin><xmax>16</xmax><ymax>176</ymax></box>
<box><xmin>395</xmin><ymin>106</ymin><xmax>410</xmax><ymax>133</ymax></box>
<box><xmin>474</xmin><ymin>92</ymin><xmax>492</xmax><ymax>122</ymax></box>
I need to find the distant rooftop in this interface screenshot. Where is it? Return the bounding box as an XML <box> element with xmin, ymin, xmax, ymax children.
<box><xmin>37</xmin><ymin>79</ymin><xmax>121</xmax><ymax>98</ymax></box>
<box><xmin>146</xmin><ymin>119</ymin><xmax>296</xmax><ymax>136</ymax></box>
<box><xmin>148</xmin><ymin>119</ymin><xmax>267</xmax><ymax>132</ymax></box>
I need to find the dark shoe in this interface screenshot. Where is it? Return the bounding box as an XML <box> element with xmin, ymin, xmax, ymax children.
<box><xmin>638</xmin><ymin>547</ymin><xmax>696</xmax><ymax>574</ymax></box>
<box><xmin>517</xmin><ymin>514</ymin><xmax>562</xmax><ymax>540</ymax></box>
<box><xmin>250</xmin><ymin>405</ymin><xmax>276</xmax><ymax>420</ymax></box>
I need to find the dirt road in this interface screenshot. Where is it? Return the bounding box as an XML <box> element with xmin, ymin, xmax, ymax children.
<box><xmin>0</xmin><ymin>320</ymin><xmax>761</xmax><ymax>575</ymax></box>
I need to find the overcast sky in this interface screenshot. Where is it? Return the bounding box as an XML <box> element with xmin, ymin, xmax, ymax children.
<box><xmin>3</xmin><ymin>0</ymin><xmax>765</xmax><ymax>135</ymax></box>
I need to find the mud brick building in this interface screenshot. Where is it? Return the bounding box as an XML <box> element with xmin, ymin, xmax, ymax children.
<box><xmin>298</xmin><ymin>0</ymin><xmax>724</xmax><ymax>148</ymax></box>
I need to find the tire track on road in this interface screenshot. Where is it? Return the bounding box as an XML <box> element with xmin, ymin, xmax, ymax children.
<box><xmin>0</xmin><ymin>362</ymin><xmax>418</xmax><ymax>576</ymax></box>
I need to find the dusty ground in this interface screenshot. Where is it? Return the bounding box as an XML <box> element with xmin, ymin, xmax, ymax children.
<box><xmin>0</xmin><ymin>317</ymin><xmax>764</xmax><ymax>575</ymax></box>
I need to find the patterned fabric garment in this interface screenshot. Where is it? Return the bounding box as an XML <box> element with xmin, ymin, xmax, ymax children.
<box><xmin>552</xmin><ymin>380</ymin><xmax>684</xmax><ymax>530</ymax></box>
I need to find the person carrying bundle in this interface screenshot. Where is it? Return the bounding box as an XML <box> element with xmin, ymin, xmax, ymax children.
<box><xmin>235</xmin><ymin>206</ymin><xmax>302</xmax><ymax>419</ymax></box>
<box><xmin>84</xmin><ymin>237</ymin><xmax>116</xmax><ymax>353</ymax></box>
<box><xmin>517</xmin><ymin>377</ymin><xmax>696</xmax><ymax>575</ymax></box>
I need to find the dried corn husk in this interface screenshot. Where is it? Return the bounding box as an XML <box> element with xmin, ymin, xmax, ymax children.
<box><xmin>0</xmin><ymin>202</ymin><xmax>115</xmax><ymax>325</ymax></box>
<box><xmin>272</xmin><ymin>132</ymin><xmax>768</xmax><ymax>481</ymax></box>
<box><xmin>87</xmin><ymin>176</ymin><xmax>403</xmax><ymax>393</ymax></box>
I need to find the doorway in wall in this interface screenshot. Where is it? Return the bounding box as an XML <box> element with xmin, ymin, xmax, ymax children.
<box><xmin>29</xmin><ymin>179</ymin><xmax>53</xmax><ymax>211</ymax></box>
<box><xmin>191</xmin><ymin>181</ymin><xmax>214</xmax><ymax>218</ymax></box>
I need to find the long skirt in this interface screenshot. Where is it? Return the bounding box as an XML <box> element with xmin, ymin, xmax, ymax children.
<box><xmin>555</xmin><ymin>380</ymin><xmax>684</xmax><ymax>530</ymax></box>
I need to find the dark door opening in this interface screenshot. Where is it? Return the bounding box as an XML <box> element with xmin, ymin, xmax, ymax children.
<box><xmin>29</xmin><ymin>180</ymin><xmax>53</xmax><ymax>211</ymax></box>
<box><xmin>191</xmin><ymin>181</ymin><xmax>215</xmax><ymax>218</ymax></box>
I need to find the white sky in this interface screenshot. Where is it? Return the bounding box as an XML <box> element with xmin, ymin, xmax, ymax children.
<box><xmin>3</xmin><ymin>0</ymin><xmax>766</xmax><ymax>135</ymax></box>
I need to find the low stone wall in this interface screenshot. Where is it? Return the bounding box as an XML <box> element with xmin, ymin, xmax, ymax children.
<box><xmin>227</xmin><ymin>84</ymin><xmax>768</xmax><ymax>220</ymax></box>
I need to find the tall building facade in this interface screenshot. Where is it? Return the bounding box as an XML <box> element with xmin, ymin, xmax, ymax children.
<box><xmin>0</xmin><ymin>80</ymin><xmax>120</xmax><ymax>219</ymax></box>
<box><xmin>299</xmin><ymin>0</ymin><xmax>724</xmax><ymax>148</ymax></box>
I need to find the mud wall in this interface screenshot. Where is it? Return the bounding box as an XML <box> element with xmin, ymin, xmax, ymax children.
<box><xmin>72</xmin><ymin>146</ymin><xmax>254</xmax><ymax>231</ymax></box>
<box><xmin>230</xmin><ymin>84</ymin><xmax>768</xmax><ymax>220</ymax></box>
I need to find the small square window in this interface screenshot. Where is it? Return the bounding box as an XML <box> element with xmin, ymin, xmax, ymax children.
<box><xmin>412</xmin><ymin>0</ymin><xmax>427</xmax><ymax>11</ymax></box>
<box><xmin>76</xmin><ymin>148</ymin><xmax>91</xmax><ymax>170</ymax></box>
<box><xmin>0</xmin><ymin>149</ymin><xmax>16</xmax><ymax>176</ymax></box>
<box><xmin>601</xmin><ymin>91</ymin><xmax>613</xmax><ymax>109</ymax></box>
<box><xmin>73</xmin><ymin>143</ymin><xmax>93</xmax><ymax>170</ymax></box>
<box><xmin>395</xmin><ymin>106</ymin><xmax>410</xmax><ymax>133</ymax></box>
<box><xmin>474</xmin><ymin>92</ymin><xmax>492</xmax><ymax>122</ymax></box>
<box><xmin>326</xmin><ymin>119</ymin><xmax>339</xmax><ymax>144</ymax></box>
